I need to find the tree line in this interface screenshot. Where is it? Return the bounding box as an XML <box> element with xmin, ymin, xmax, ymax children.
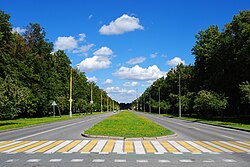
<box><xmin>134</xmin><ymin>10</ymin><xmax>250</xmax><ymax>119</ymax></box>
<box><xmin>0</xmin><ymin>10</ymin><xmax>118</xmax><ymax>119</ymax></box>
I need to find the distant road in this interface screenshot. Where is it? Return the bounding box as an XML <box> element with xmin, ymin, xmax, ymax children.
<box><xmin>134</xmin><ymin>111</ymin><xmax>250</xmax><ymax>141</ymax></box>
<box><xmin>0</xmin><ymin>112</ymin><xmax>114</xmax><ymax>141</ymax></box>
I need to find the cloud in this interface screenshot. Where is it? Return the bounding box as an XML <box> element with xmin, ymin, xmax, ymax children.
<box><xmin>72</xmin><ymin>44</ymin><xmax>95</xmax><ymax>54</ymax></box>
<box><xmin>93</xmin><ymin>46</ymin><xmax>113</xmax><ymax>56</ymax></box>
<box><xmin>103</xmin><ymin>79</ymin><xmax>113</xmax><ymax>85</ymax></box>
<box><xmin>54</xmin><ymin>36</ymin><xmax>78</xmax><ymax>51</ymax></box>
<box><xmin>77</xmin><ymin>46</ymin><xmax>113</xmax><ymax>72</ymax></box>
<box><xmin>99</xmin><ymin>14</ymin><xmax>144</xmax><ymax>35</ymax></box>
<box><xmin>87</xmin><ymin>76</ymin><xmax>98</xmax><ymax>82</ymax></box>
<box><xmin>150</xmin><ymin>53</ymin><xmax>158</xmax><ymax>58</ymax></box>
<box><xmin>167</xmin><ymin>57</ymin><xmax>185</xmax><ymax>66</ymax></box>
<box><xmin>88</xmin><ymin>14</ymin><xmax>93</xmax><ymax>20</ymax></box>
<box><xmin>123</xmin><ymin>82</ymin><xmax>139</xmax><ymax>87</ymax></box>
<box><xmin>113</xmin><ymin>65</ymin><xmax>166</xmax><ymax>81</ymax></box>
<box><xmin>78</xmin><ymin>33</ymin><xmax>86</xmax><ymax>41</ymax></box>
<box><xmin>12</xmin><ymin>27</ymin><xmax>26</xmax><ymax>34</ymax></box>
<box><xmin>106</xmin><ymin>87</ymin><xmax>136</xmax><ymax>94</ymax></box>
<box><xmin>126</xmin><ymin>57</ymin><xmax>146</xmax><ymax>65</ymax></box>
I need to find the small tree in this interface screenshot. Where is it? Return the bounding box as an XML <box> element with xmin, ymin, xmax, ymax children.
<box><xmin>193</xmin><ymin>90</ymin><xmax>228</xmax><ymax>118</ymax></box>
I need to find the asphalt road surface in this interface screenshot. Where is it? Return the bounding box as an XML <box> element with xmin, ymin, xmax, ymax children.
<box><xmin>0</xmin><ymin>111</ymin><xmax>249</xmax><ymax>167</ymax></box>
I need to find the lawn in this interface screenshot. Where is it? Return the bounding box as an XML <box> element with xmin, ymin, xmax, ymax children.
<box><xmin>85</xmin><ymin>110</ymin><xmax>174</xmax><ymax>138</ymax></box>
<box><xmin>163</xmin><ymin>114</ymin><xmax>250</xmax><ymax>130</ymax></box>
<box><xmin>0</xmin><ymin>112</ymin><xmax>102</xmax><ymax>132</ymax></box>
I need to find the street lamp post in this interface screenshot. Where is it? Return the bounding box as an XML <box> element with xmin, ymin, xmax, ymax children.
<box><xmin>158</xmin><ymin>86</ymin><xmax>161</xmax><ymax>115</ymax></box>
<box><xmin>69</xmin><ymin>68</ymin><xmax>73</xmax><ymax>117</ymax></box>
<box><xmin>179</xmin><ymin>68</ymin><xmax>182</xmax><ymax>118</ymax></box>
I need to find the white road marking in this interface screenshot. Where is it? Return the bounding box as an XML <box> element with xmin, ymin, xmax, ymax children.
<box><xmin>185</xmin><ymin>141</ymin><xmax>212</xmax><ymax>152</ymax></box>
<box><xmin>159</xmin><ymin>160</ymin><xmax>170</xmax><ymax>163</ymax></box>
<box><xmin>50</xmin><ymin>159</ymin><xmax>62</xmax><ymax>162</ymax></box>
<box><xmin>68</xmin><ymin>140</ymin><xmax>90</xmax><ymax>153</ymax></box>
<box><xmin>114</xmin><ymin>159</ymin><xmax>126</xmax><ymax>163</ymax></box>
<box><xmin>6</xmin><ymin>159</ymin><xmax>19</xmax><ymax>163</ymax></box>
<box><xmin>222</xmin><ymin>159</ymin><xmax>237</xmax><ymax>162</ymax></box>
<box><xmin>151</xmin><ymin>140</ymin><xmax>168</xmax><ymax>153</ymax></box>
<box><xmin>93</xmin><ymin>159</ymin><xmax>105</xmax><ymax>163</ymax></box>
<box><xmin>0</xmin><ymin>141</ymin><xmax>22</xmax><ymax>149</ymax></box>
<box><xmin>220</xmin><ymin>135</ymin><xmax>234</xmax><ymax>139</ymax></box>
<box><xmin>27</xmin><ymin>159</ymin><xmax>41</xmax><ymax>162</ymax></box>
<box><xmin>203</xmin><ymin>141</ymin><xmax>233</xmax><ymax>153</ymax></box>
<box><xmin>220</xmin><ymin>141</ymin><xmax>250</xmax><ymax>152</ymax></box>
<box><xmin>45</xmin><ymin>140</ymin><xmax>72</xmax><ymax>153</ymax></box>
<box><xmin>99</xmin><ymin>152</ymin><xmax>109</xmax><ymax>154</ymax></box>
<box><xmin>137</xmin><ymin>160</ymin><xmax>148</xmax><ymax>163</ymax></box>
<box><xmin>113</xmin><ymin>140</ymin><xmax>123</xmax><ymax>153</ymax></box>
<box><xmin>236</xmin><ymin>141</ymin><xmax>250</xmax><ymax>147</ymax></box>
<box><xmin>15</xmin><ymin>117</ymin><xmax>101</xmax><ymax>140</ymax></box>
<box><xmin>134</xmin><ymin>141</ymin><xmax>146</xmax><ymax>154</ymax></box>
<box><xmin>180</xmin><ymin>159</ymin><xmax>193</xmax><ymax>162</ymax></box>
<box><xmin>25</xmin><ymin>141</ymin><xmax>55</xmax><ymax>153</ymax></box>
<box><xmin>71</xmin><ymin>159</ymin><xmax>84</xmax><ymax>162</ymax></box>
<box><xmin>168</xmin><ymin>141</ymin><xmax>190</xmax><ymax>152</ymax></box>
<box><xmin>3</xmin><ymin>141</ymin><xmax>38</xmax><ymax>153</ymax></box>
<box><xmin>173</xmin><ymin>152</ymin><xmax>183</xmax><ymax>154</ymax></box>
<box><xmin>203</xmin><ymin>159</ymin><xmax>215</xmax><ymax>163</ymax></box>
<box><xmin>91</xmin><ymin>140</ymin><xmax>107</xmax><ymax>153</ymax></box>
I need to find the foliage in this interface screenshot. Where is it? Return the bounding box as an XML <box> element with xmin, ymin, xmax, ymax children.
<box><xmin>0</xmin><ymin>10</ymin><xmax>114</xmax><ymax>120</ymax></box>
<box><xmin>135</xmin><ymin>10</ymin><xmax>250</xmax><ymax>119</ymax></box>
<box><xmin>193</xmin><ymin>90</ymin><xmax>228</xmax><ymax>117</ymax></box>
<box><xmin>239</xmin><ymin>81</ymin><xmax>250</xmax><ymax>104</ymax></box>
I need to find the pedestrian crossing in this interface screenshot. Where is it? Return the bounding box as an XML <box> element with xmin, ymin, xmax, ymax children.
<box><xmin>0</xmin><ymin>140</ymin><xmax>249</xmax><ymax>154</ymax></box>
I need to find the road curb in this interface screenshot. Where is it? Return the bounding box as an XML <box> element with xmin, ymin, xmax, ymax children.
<box><xmin>81</xmin><ymin>132</ymin><xmax>177</xmax><ymax>140</ymax></box>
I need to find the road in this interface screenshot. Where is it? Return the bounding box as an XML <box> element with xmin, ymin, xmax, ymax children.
<box><xmin>0</xmin><ymin>111</ymin><xmax>249</xmax><ymax>167</ymax></box>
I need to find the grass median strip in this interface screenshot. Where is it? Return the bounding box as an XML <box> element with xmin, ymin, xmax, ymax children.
<box><xmin>84</xmin><ymin>110</ymin><xmax>174</xmax><ymax>138</ymax></box>
<box><xmin>0</xmin><ymin>112</ymin><xmax>102</xmax><ymax>132</ymax></box>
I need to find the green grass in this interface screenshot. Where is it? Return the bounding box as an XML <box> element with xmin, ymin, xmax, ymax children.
<box><xmin>0</xmin><ymin>112</ymin><xmax>102</xmax><ymax>132</ymax></box>
<box><xmin>85</xmin><ymin>110</ymin><xmax>174</xmax><ymax>138</ymax></box>
<box><xmin>163</xmin><ymin>114</ymin><xmax>250</xmax><ymax>130</ymax></box>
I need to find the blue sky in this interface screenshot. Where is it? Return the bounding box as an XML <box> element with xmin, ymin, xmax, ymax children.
<box><xmin>2</xmin><ymin>0</ymin><xmax>250</xmax><ymax>103</ymax></box>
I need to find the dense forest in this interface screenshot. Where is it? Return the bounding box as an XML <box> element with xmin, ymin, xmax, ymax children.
<box><xmin>134</xmin><ymin>10</ymin><xmax>250</xmax><ymax>119</ymax></box>
<box><xmin>0</xmin><ymin>10</ymin><xmax>118</xmax><ymax>119</ymax></box>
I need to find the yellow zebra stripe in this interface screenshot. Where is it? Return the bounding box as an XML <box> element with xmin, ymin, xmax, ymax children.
<box><xmin>57</xmin><ymin>140</ymin><xmax>81</xmax><ymax>152</ymax></box>
<box><xmin>194</xmin><ymin>141</ymin><xmax>222</xmax><ymax>152</ymax></box>
<box><xmin>124</xmin><ymin>141</ymin><xmax>134</xmax><ymax>153</ymax></box>
<box><xmin>212</xmin><ymin>141</ymin><xmax>244</xmax><ymax>153</ymax></box>
<box><xmin>177</xmin><ymin>141</ymin><xmax>201</xmax><ymax>152</ymax></box>
<box><xmin>160</xmin><ymin>141</ymin><xmax>178</xmax><ymax>152</ymax></box>
<box><xmin>35</xmin><ymin>140</ymin><xmax>64</xmax><ymax>152</ymax></box>
<box><xmin>0</xmin><ymin>141</ymin><xmax>31</xmax><ymax>152</ymax></box>
<box><xmin>80</xmin><ymin>140</ymin><xmax>98</xmax><ymax>152</ymax></box>
<box><xmin>14</xmin><ymin>141</ymin><xmax>47</xmax><ymax>153</ymax></box>
<box><xmin>102</xmin><ymin>140</ymin><xmax>115</xmax><ymax>153</ymax></box>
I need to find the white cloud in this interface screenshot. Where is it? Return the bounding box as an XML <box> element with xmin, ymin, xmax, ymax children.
<box><xmin>12</xmin><ymin>27</ymin><xmax>26</xmax><ymax>34</ymax></box>
<box><xmin>78</xmin><ymin>33</ymin><xmax>86</xmax><ymax>41</ymax></box>
<box><xmin>123</xmin><ymin>82</ymin><xmax>139</xmax><ymax>87</ymax></box>
<box><xmin>54</xmin><ymin>36</ymin><xmax>78</xmax><ymax>51</ymax></box>
<box><xmin>126</xmin><ymin>57</ymin><xmax>146</xmax><ymax>65</ymax></box>
<box><xmin>93</xmin><ymin>46</ymin><xmax>113</xmax><ymax>56</ymax></box>
<box><xmin>113</xmin><ymin>65</ymin><xmax>166</xmax><ymax>81</ymax></box>
<box><xmin>167</xmin><ymin>57</ymin><xmax>185</xmax><ymax>66</ymax></box>
<box><xmin>87</xmin><ymin>76</ymin><xmax>98</xmax><ymax>82</ymax></box>
<box><xmin>72</xmin><ymin>44</ymin><xmax>95</xmax><ymax>54</ymax></box>
<box><xmin>103</xmin><ymin>79</ymin><xmax>113</xmax><ymax>85</ymax></box>
<box><xmin>106</xmin><ymin>87</ymin><xmax>136</xmax><ymax>94</ymax></box>
<box><xmin>77</xmin><ymin>46</ymin><xmax>113</xmax><ymax>72</ymax></box>
<box><xmin>150</xmin><ymin>53</ymin><xmax>158</xmax><ymax>58</ymax></box>
<box><xmin>99</xmin><ymin>14</ymin><xmax>144</xmax><ymax>35</ymax></box>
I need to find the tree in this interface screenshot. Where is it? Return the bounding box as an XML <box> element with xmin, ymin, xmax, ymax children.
<box><xmin>193</xmin><ymin>90</ymin><xmax>228</xmax><ymax>118</ymax></box>
<box><xmin>239</xmin><ymin>81</ymin><xmax>250</xmax><ymax>105</ymax></box>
